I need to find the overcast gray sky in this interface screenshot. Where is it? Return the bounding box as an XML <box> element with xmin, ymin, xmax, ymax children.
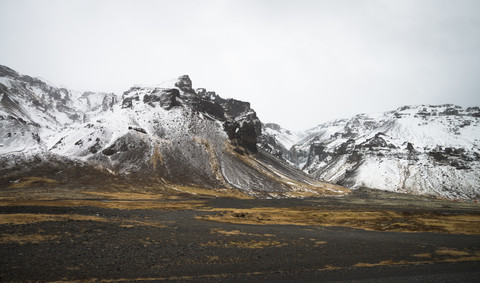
<box><xmin>1</xmin><ymin>0</ymin><xmax>479</xmax><ymax>131</ymax></box>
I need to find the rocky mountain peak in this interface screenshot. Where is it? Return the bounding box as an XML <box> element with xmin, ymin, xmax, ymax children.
<box><xmin>175</xmin><ymin>75</ymin><xmax>194</xmax><ymax>93</ymax></box>
<box><xmin>0</xmin><ymin>64</ymin><xmax>19</xmax><ymax>78</ymax></box>
<box><xmin>0</xmin><ymin>65</ymin><xmax>346</xmax><ymax>198</ymax></box>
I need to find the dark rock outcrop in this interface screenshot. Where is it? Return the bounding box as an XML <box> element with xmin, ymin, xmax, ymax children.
<box><xmin>143</xmin><ymin>88</ymin><xmax>181</xmax><ymax>110</ymax></box>
<box><xmin>175</xmin><ymin>75</ymin><xmax>194</xmax><ymax>93</ymax></box>
<box><xmin>122</xmin><ymin>95</ymin><xmax>139</xmax><ymax>108</ymax></box>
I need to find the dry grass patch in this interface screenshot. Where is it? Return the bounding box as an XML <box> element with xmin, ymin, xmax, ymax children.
<box><xmin>0</xmin><ymin>213</ymin><xmax>106</xmax><ymax>225</ymax></box>
<box><xmin>0</xmin><ymin>233</ymin><xmax>58</xmax><ymax>244</ymax></box>
<box><xmin>82</xmin><ymin>191</ymin><xmax>170</xmax><ymax>200</ymax></box>
<box><xmin>309</xmin><ymin>239</ymin><xmax>327</xmax><ymax>245</ymax></box>
<box><xmin>200</xmin><ymin>207</ymin><xmax>480</xmax><ymax>234</ymax></box>
<box><xmin>210</xmin><ymin>228</ymin><xmax>274</xmax><ymax>237</ymax></box>
<box><xmin>0</xmin><ymin>213</ymin><xmax>167</xmax><ymax>229</ymax></box>
<box><xmin>0</xmin><ymin>199</ymin><xmax>207</xmax><ymax>210</ymax></box>
<box><xmin>413</xmin><ymin>253</ymin><xmax>431</xmax><ymax>258</ymax></box>
<box><xmin>354</xmin><ymin>260</ymin><xmax>409</xmax><ymax>267</ymax></box>
<box><xmin>229</xmin><ymin>240</ymin><xmax>287</xmax><ymax>249</ymax></box>
<box><xmin>355</xmin><ymin>249</ymin><xmax>480</xmax><ymax>269</ymax></box>
<box><xmin>202</xmin><ymin>240</ymin><xmax>287</xmax><ymax>249</ymax></box>
<box><xmin>8</xmin><ymin>177</ymin><xmax>59</xmax><ymax>189</ymax></box>
<box><xmin>435</xmin><ymin>248</ymin><xmax>471</xmax><ymax>257</ymax></box>
<box><xmin>170</xmin><ymin>185</ymin><xmax>252</xmax><ymax>199</ymax></box>
<box><xmin>119</xmin><ymin>220</ymin><xmax>167</xmax><ymax>228</ymax></box>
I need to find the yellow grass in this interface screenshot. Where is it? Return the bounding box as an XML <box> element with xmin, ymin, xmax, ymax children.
<box><xmin>210</xmin><ymin>228</ymin><xmax>274</xmax><ymax>237</ymax></box>
<box><xmin>201</xmin><ymin>240</ymin><xmax>287</xmax><ymax>249</ymax></box>
<box><xmin>82</xmin><ymin>191</ymin><xmax>168</xmax><ymax>200</ymax></box>
<box><xmin>0</xmin><ymin>199</ymin><xmax>207</xmax><ymax>210</ymax></box>
<box><xmin>0</xmin><ymin>213</ymin><xmax>106</xmax><ymax>225</ymax></box>
<box><xmin>0</xmin><ymin>233</ymin><xmax>58</xmax><ymax>244</ymax></box>
<box><xmin>435</xmin><ymin>248</ymin><xmax>471</xmax><ymax>257</ymax></box>
<box><xmin>8</xmin><ymin>177</ymin><xmax>59</xmax><ymax>188</ymax></box>
<box><xmin>171</xmin><ymin>185</ymin><xmax>252</xmax><ymax>199</ymax></box>
<box><xmin>199</xmin><ymin>207</ymin><xmax>480</xmax><ymax>234</ymax></box>
<box><xmin>413</xmin><ymin>253</ymin><xmax>431</xmax><ymax>258</ymax></box>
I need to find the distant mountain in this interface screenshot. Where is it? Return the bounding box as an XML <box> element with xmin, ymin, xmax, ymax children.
<box><xmin>0</xmin><ymin>65</ymin><xmax>347</xmax><ymax>198</ymax></box>
<box><xmin>260</xmin><ymin>105</ymin><xmax>480</xmax><ymax>199</ymax></box>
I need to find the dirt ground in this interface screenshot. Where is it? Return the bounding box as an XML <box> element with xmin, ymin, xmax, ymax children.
<box><xmin>0</xmin><ymin>187</ymin><xmax>479</xmax><ymax>282</ymax></box>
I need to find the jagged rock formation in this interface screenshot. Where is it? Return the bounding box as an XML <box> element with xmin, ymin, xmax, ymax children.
<box><xmin>260</xmin><ymin>105</ymin><xmax>480</xmax><ymax>200</ymax></box>
<box><xmin>0</xmin><ymin>65</ymin><xmax>346</xmax><ymax>198</ymax></box>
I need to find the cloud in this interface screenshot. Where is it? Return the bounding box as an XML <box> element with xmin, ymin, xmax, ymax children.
<box><xmin>1</xmin><ymin>0</ymin><xmax>479</xmax><ymax>130</ymax></box>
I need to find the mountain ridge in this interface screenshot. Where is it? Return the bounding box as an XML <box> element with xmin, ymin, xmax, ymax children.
<box><xmin>0</xmin><ymin>64</ymin><xmax>348</xmax><ymax>198</ymax></box>
<box><xmin>260</xmin><ymin>104</ymin><xmax>480</xmax><ymax>199</ymax></box>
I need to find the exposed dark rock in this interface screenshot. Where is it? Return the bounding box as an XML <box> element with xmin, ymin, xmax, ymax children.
<box><xmin>175</xmin><ymin>75</ymin><xmax>194</xmax><ymax>93</ymax></box>
<box><xmin>337</xmin><ymin>139</ymin><xmax>355</xmax><ymax>155</ymax></box>
<box><xmin>0</xmin><ymin>65</ymin><xmax>19</xmax><ymax>77</ymax></box>
<box><xmin>88</xmin><ymin>138</ymin><xmax>102</xmax><ymax>154</ymax></box>
<box><xmin>32</xmin><ymin>133</ymin><xmax>40</xmax><ymax>143</ymax></box>
<box><xmin>429</xmin><ymin>151</ymin><xmax>447</xmax><ymax>162</ymax></box>
<box><xmin>102</xmin><ymin>139</ymin><xmax>131</xmax><ymax>156</ymax></box>
<box><xmin>192</xmin><ymin>98</ymin><xmax>225</xmax><ymax>120</ymax></box>
<box><xmin>361</xmin><ymin>133</ymin><xmax>388</xmax><ymax>148</ymax></box>
<box><xmin>236</xmin><ymin>121</ymin><xmax>260</xmax><ymax>153</ymax></box>
<box><xmin>440</xmin><ymin>107</ymin><xmax>460</xmax><ymax>116</ymax></box>
<box><xmin>101</xmin><ymin>146</ymin><xmax>117</xmax><ymax>156</ymax></box>
<box><xmin>143</xmin><ymin>94</ymin><xmax>161</xmax><ymax>107</ymax></box>
<box><xmin>406</xmin><ymin>142</ymin><xmax>415</xmax><ymax>152</ymax></box>
<box><xmin>128</xmin><ymin>126</ymin><xmax>147</xmax><ymax>134</ymax></box>
<box><xmin>348</xmin><ymin>151</ymin><xmax>363</xmax><ymax>162</ymax></box>
<box><xmin>466</xmin><ymin>107</ymin><xmax>480</xmax><ymax>117</ymax></box>
<box><xmin>450</xmin><ymin>160</ymin><xmax>470</xmax><ymax>170</ymax></box>
<box><xmin>219</xmin><ymin>99</ymin><xmax>251</xmax><ymax>118</ymax></box>
<box><xmin>122</xmin><ymin>96</ymin><xmax>139</xmax><ymax>109</ymax></box>
<box><xmin>223</xmin><ymin>121</ymin><xmax>239</xmax><ymax>140</ymax></box>
<box><xmin>309</xmin><ymin>143</ymin><xmax>328</xmax><ymax>161</ymax></box>
<box><xmin>223</xmin><ymin>119</ymin><xmax>260</xmax><ymax>153</ymax></box>
<box><xmin>147</xmin><ymin>88</ymin><xmax>181</xmax><ymax>110</ymax></box>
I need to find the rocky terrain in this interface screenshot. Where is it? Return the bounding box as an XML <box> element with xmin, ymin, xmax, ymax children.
<box><xmin>260</xmin><ymin>105</ymin><xmax>480</xmax><ymax>200</ymax></box>
<box><xmin>0</xmin><ymin>65</ymin><xmax>346</xmax><ymax>198</ymax></box>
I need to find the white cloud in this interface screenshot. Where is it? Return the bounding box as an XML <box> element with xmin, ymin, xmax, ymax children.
<box><xmin>1</xmin><ymin>0</ymin><xmax>479</xmax><ymax>130</ymax></box>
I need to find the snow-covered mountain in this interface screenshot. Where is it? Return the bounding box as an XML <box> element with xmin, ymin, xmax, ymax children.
<box><xmin>257</xmin><ymin>123</ymin><xmax>304</xmax><ymax>166</ymax></box>
<box><xmin>0</xmin><ymin>65</ymin><xmax>347</xmax><ymax>198</ymax></box>
<box><xmin>260</xmin><ymin>105</ymin><xmax>480</xmax><ymax>200</ymax></box>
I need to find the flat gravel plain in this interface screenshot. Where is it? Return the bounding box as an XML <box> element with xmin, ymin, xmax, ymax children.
<box><xmin>0</xmin><ymin>188</ymin><xmax>479</xmax><ymax>282</ymax></box>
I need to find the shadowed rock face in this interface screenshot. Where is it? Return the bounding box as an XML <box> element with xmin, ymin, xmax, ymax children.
<box><xmin>175</xmin><ymin>75</ymin><xmax>194</xmax><ymax>93</ymax></box>
<box><xmin>0</xmin><ymin>67</ymin><xmax>343</xmax><ymax>198</ymax></box>
<box><xmin>143</xmin><ymin>88</ymin><xmax>181</xmax><ymax>110</ymax></box>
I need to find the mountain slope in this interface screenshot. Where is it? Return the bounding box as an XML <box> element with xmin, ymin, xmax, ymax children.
<box><xmin>0</xmin><ymin>65</ymin><xmax>348</xmax><ymax>198</ymax></box>
<box><xmin>263</xmin><ymin>105</ymin><xmax>480</xmax><ymax>199</ymax></box>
